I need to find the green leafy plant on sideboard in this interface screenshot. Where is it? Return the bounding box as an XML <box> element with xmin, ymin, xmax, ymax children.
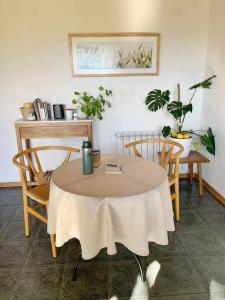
<box><xmin>72</xmin><ymin>86</ymin><xmax>112</xmax><ymax>120</ymax></box>
<box><xmin>145</xmin><ymin>75</ymin><xmax>216</xmax><ymax>156</ymax></box>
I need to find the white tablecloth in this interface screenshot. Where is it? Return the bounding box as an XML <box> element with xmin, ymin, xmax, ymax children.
<box><xmin>47</xmin><ymin>154</ymin><xmax>175</xmax><ymax>259</ymax></box>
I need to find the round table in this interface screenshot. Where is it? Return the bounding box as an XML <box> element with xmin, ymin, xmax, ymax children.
<box><xmin>47</xmin><ymin>154</ymin><xmax>175</xmax><ymax>260</ymax></box>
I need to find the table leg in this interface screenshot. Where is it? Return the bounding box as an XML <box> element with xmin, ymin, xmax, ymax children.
<box><xmin>72</xmin><ymin>252</ymin><xmax>82</xmax><ymax>281</ymax></box>
<box><xmin>197</xmin><ymin>163</ymin><xmax>203</xmax><ymax>196</ymax></box>
<box><xmin>71</xmin><ymin>250</ymin><xmax>146</xmax><ymax>283</ymax></box>
<box><xmin>132</xmin><ymin>252</ymin><xmax>146</xmax><ymax>282</ymax></box>
<box><xmin>189</xmin><ymin>163</ymin><xmax>193</xmax><ymax>184</ymax></box>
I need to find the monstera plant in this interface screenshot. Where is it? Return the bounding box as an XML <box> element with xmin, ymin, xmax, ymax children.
<box><xmin>145</xmin><ymin>75</ymin><xmax>216</xmax><ymax>156</ymax></box>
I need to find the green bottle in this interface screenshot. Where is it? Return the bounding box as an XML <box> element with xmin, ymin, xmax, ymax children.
<box><xmin>82</xmin><ymin>141</ymin><xmax>93</xmax><ymax>175</ymax></box>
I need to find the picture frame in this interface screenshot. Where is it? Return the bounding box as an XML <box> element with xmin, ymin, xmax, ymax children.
<box><xmin>68</xmin><ymin>33</ymin><xmax>160</xmax><ymax>77</ymax></box>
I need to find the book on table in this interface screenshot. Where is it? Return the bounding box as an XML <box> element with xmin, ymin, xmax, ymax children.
<box><xmin>105</xmin><ymin>163</ymin><xmax>122</xmax><ymax>174</ymax></box>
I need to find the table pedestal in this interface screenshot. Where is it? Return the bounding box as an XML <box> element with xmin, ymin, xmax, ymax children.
<box><xmin>72</xmin><ymin>250</ymin><xmax>146</xmax><ymax>282</ymax></box>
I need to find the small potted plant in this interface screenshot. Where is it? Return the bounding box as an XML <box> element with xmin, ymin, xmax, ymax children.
<box><xmin>145</xmin><ymin>75</ymin><xmax>216</xmax><ymax>157</ymax></box>
<box><xmin>72</xmin><ymin>86</ymin><xmax>112</xmax><ymax>120</ymax></box>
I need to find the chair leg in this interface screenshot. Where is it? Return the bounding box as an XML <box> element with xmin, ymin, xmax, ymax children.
<box><xmin>23</xmin><ymin>194</ymin><xmax>30</xmax><ymax>236</ymax></box>
<box><xmin>50</xmin><ymin>234</ymin><xmax>57</xmax><ymax>258</ymax></box>
<box><xmin>175</xmin><ymin>193</ymin><xmax>180</xmax><ymax>222</ymax></box>
<box><xmin>174</xmin><ymin>181</ymin><xmax>180</xmax><ymax>222</ymax></box>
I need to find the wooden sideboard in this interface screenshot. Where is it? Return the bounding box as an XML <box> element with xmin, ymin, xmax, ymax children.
<box><xmin>15</xmin><ymin>119</ymin><xmax>93</xmax><ymax>154</ymax></box>
<box><xmin>0</xmin><ymin>120</ymin><xmax>93</xmax><ymax>187</ymax></box>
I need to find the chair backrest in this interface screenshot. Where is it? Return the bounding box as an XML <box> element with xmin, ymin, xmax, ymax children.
<box><xmin>12</xmin><ymin>146</ymin><xmax>80</xmax><ymax>190</ymax></box>
<box><xmin>125</xmin><ymin>138</ymin><xmax>183</xmax><ymax>169</ymax></box>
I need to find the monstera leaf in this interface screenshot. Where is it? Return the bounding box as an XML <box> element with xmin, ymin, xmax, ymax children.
<box><xmin>145</xmin><ymin>89</ymin><xmax>170</xmax><ymax>111</ymax></box>
<box><xmin>162</xmin><ymin>126</ymin><xmax>172</xmax><ymax>138</ymax></box>
<box><xmin>167</xmin><ymin>101</ymin><xmax>192</xmax><ymax>119</ymax></box>
<box><xmin>200</xmin><ymin>127</ymin><xmax>215</xmax><ymax>156</ymax></box>
<box><xmin>189</xmin><ymin>75</ymin><xmax>216</xmax><ymax>90</ymax></box>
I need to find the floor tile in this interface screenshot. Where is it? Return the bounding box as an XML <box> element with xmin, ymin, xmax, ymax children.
<box><xmin>180</xmin><ymin>194</ymin><xmax>223</xmax><ymax>212</ymax></box>
<box><xmin>34</xmin><ymin>221</ymin><xmax>50</xmax><ymax>240</ymax></box>
<box><xmin>12</xmin><ymin>264</ymin><xmax>64</xmax><ymax>300</ymax></box>
<box><xmin>146</xmin><ymin>257</ymin><xmax>207</xmax><ymax>296</ymax></box>
<box><xmin>0</xmin><ymin>220</ymin><xmax>37</xmax><ymax>241</ymax></box>
<box><xmin>198</xmin><ymin>208</ymin><xmax>225</xmax><ymax>229</ymax></box>
<box><xmin>119</xmin><ymin>297</ymin><xmax>159</xmax><ymax>300</ymax></box>
<box><xmin>179</xmin><ymin>181</ymin><xmax>211</xmax><ymax>198</ymax></box>
<box><xmin>149</xmin><ymin>233</ymin><xmax>187</xmax><ymax>258</ymax></box>
<box><xmin>11</xmin><ymin>205</ymin><xmax>24</xmax><ymax>221</ymax></box>
<box><xmin>0</xmin><ymin>221</ymin><xmax>8</xmax><ymax>236</ymax></box>
<box><xmin>159</xmin><ymin>293</ymin><xmax>210</xmax><ymax>299</ymax></box>
<box><xmin>191</xmin><ymin>256</ymin><xmax>225</xmax><ymax>292</ymax></box>
<box><xmin>0</xmin><ymin>205</ymin><xmax>18</xmax><ymax>221</ymax></box>
<box><xmin>211</xmin><ymin>229</ymin><xmax>225</xmax><ymax>249</ymax></box>
<box><xmin>179</xmin><ymin>231</ymin><xmax>225</xmax><ymax>256</ymax></box>
<box><xmin>0</xmin><ymin>267</ymin><xmax>22</xmax><ymax>299</ymax></box>
<box><xmin>0</xmin><ymin>241</ymin><xmax>30</xmax><ymax>267</ymax></box>
<box><xmin>0</xmin><ymin>188</ymin><xmax>22</xmax><ymax>206</ymax></box>
<box><xmin>25</xmin><ymin>239</ymin><xmax>68</xmax><ymax>266</ymax></box>
<box><xmin>209</xmin><ymin>291</ymin><xmax>225</xmax><ymax>300</ymax></box>
<box><xmin>118</xmin><ymin>297</ymin><xmax>159</xmax><ymax>300</ymax></box>
<box><xmin>175</xmin><ymin>211</ymin><xmax>208</xmax><ymax>233</ymax></box>
<box><xmin>60</xmin><ymin>262</ymin><xmax>108</xmax><ymax>300</ymax></box>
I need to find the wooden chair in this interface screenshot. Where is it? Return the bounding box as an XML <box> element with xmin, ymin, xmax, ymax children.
<box><xmin>125</xmin><ymin>139</ymin><xmax>184</xmax><ymax>221</ymax></box>
<box><xmin>12</xmin><ymin>145</ymin><xmax>80</xmax><ymax>257</ymax></box>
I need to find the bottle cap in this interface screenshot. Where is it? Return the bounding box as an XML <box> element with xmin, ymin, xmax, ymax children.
<box><xmin>82</xmin><ymin>141</ymin><xmax>92</xmax><ymax>148</ymax></box>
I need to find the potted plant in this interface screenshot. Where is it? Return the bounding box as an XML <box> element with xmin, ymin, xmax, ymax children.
<box><xmin>145</xmin><ymin>75</ymin><xmax>216</xmax><ymax>157</ymax></box>
<box><xmin>72</xmin><ymin>86</ymin><xmax>112</xmax><ymax>120</ymax></box>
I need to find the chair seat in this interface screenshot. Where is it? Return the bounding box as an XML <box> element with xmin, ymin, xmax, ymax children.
<box><xmin>168</xmin><ymin>175</ymin><xmax>175</xmax><ymax>186</ymax></box>
<box><xmin>26</xmin><ymin>182</ymin><xmax>50</xmax><ymax>205</ymax></box>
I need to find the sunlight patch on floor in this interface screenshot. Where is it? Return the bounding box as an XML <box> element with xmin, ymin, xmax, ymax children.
<box><xmin>210</xmin><ymin>279</ymin><xmax>225</xmax><ymax>300</ymax></box>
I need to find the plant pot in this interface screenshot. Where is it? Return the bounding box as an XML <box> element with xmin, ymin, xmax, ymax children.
<box><xmin>169</xmin><ymin>137</ymin><xmax>192</xmax><ymax>158</ymax></box>
<box><xmin>77</xmin><ymin>107</ymin><xmax>87</xmax><ymax>120</ymax></box>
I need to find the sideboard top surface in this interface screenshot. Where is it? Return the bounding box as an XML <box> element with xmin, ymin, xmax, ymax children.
<box><xmin>14</xmin><ymin>119</ymin><xmax>93</xmax><ymax>125</ymax></box>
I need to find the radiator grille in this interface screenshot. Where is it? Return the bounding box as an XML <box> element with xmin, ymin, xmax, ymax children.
<box><xmin>115</xmin><ymin>130</ymin><xmax>191</xmax><ymax>173</ymax></box>
<box><xmin>115</xmin><ymin>130</ymin><xmax>164</xmax><ymax>163</ymax></box>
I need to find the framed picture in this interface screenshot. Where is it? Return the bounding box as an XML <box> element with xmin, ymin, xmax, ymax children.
<box><xmin>68</xmin><ymin>33</ymin><xmax>160</xmax><ymax>77</ymax></box>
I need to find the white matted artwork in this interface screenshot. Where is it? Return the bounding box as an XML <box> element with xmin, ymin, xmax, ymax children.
<box><xmin>68</xmin><ymin>33</ymin><xmax>160</xmax><ymax>77</ymax></box>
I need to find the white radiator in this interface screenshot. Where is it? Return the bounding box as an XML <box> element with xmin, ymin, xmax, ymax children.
<box><xmin>115</xmin><ymin>130</ymin><xmax>163</xmax><ymax>162</ymax></box>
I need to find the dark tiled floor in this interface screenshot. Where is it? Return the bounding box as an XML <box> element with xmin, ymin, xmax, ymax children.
<box><xmin>0</xmin><ymin>181</ymin><xmax>224</xmax><ymax>300</ymax></box>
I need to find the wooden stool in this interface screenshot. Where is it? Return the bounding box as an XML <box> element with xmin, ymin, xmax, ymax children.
<box><xmin>168</xmin><ymin>151</ymin><xmax>209</xmax><ymax>196</ymax></box>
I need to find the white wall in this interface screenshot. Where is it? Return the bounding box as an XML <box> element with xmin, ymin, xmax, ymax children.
<box><xmin>0</xmin><ymin>0</ymin><xmax>210</xmax><ymax>182</ymax></box>
<box><xmin>200</xmin><ymin>0</ymin><xmax>225</xmax><ymax>197</ymax></box>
